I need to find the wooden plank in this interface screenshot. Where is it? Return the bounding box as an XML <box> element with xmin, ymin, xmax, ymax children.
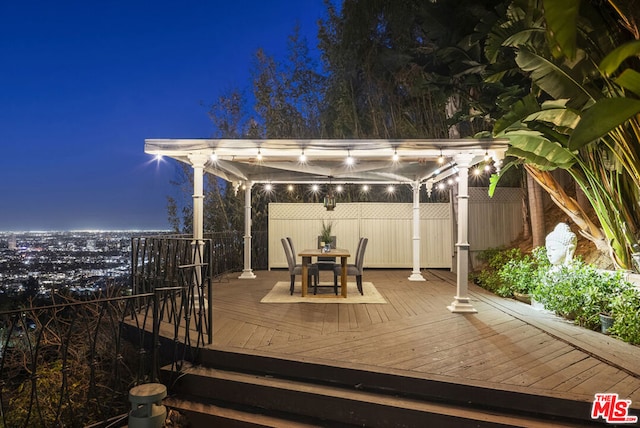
<box><xmin>156</xmin><ymin>268</ymin><xmax>640</xmax><ymax>410</ymax></box>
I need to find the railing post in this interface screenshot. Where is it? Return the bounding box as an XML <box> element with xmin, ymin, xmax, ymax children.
<box><xmin>152</xmin><ymin>290</ymin><xmax>160</xmax><ymax>383</ymax></box>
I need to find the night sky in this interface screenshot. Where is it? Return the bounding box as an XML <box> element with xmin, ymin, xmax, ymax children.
<box><xmin>0</xmin><ymin>1</ymin><xmax>327</xmax><ymax>231</ymax></box>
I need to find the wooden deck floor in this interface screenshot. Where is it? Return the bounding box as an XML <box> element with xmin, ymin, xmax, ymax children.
<box><xmin>198</xmin><ymin>268</ymin><xmax>640</xmax><ymax>412</ymax></box>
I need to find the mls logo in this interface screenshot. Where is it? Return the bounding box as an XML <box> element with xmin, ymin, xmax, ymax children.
<box><xmin>592</xmin><ymin>393</ymin><xmax>638</xmax><ymax>424</ymax></box>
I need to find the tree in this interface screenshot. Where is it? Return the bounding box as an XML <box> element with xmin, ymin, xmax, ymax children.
<box><xmin>486</xmin><ymin>0</ymin><xmax>640</xmax><ymax>268</ymax></box>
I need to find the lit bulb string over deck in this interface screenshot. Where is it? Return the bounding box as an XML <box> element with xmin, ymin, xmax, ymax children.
<box><xmin>145</xmin><ymin>138</ymin><xmax>508</xmax><ymax>313</ymax></box>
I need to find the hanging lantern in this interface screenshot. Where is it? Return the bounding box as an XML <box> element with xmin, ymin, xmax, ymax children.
<box><xmin>324</xmin><ymin>178</ymin><xmax>336</xmax><ymax>211</ymax></box>
<box><xmin>324</xmin><ymin>189</ymin><xmax>336</xmax><ymax>211</ymax></box>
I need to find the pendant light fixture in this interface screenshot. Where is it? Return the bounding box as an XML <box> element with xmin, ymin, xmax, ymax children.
<box><xmin>323</xmin><ymin>176</ymin><xmax>336</xmax><ymax>211</ymax></box>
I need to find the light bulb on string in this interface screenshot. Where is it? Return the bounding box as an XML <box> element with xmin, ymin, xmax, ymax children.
<box><xmin>346</xmin><ymin>150</ymin><xmax>354</xmax><ymax>166</ymax></box>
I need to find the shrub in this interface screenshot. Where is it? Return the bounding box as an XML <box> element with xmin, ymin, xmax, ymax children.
<box><xmin>498</xmin><ymin>247</ymin><xmax>549</xmax><ymax>297</ymax></box>
<box><xmin>609</xmin><ymin>286</ymin><xmax>640</xmax><ymax>344</ymax></box>
<box><xmin>471</xmin><ymin>247</ymin><xmax>524</xmax><ymax>295</ymax></box>
<box><xmin>531</xmin><ymin>259</ymin><xmax>633</xmax><ymax>331</ymax></box>
<box><xmin>473</xmin><ymin>246</ymin><xmax>640</xmax><ymax>343</ymax></box>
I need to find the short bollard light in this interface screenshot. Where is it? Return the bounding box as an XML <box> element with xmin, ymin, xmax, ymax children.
<box><xmin>128</xmin><ymin>383</ymin><xmax>167</xmax><ymax>428</ymax></box>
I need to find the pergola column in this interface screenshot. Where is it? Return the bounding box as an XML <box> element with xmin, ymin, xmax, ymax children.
<box><xmin>238</xmin><ymin>181</ymin><xmax>256</xmax><ymax>279</ymax></box>
<box><xmin>187</xmin><ymin>153</ymin><xmax>209</xmax><ymax>248</ymax></box>
<box><xmin>447</xmin><ymin>153</ymin><xmax>477</xmax><ymax>313</ymax></box>
<box><xmin>187</xmin><ymin>152</ymin><xmax>210</xmax><ymax>304</ymax></box>
<box><xmin>408</xmin><ymin>180</ymin><xmax>425</xmax><ymax>281</ymax></box>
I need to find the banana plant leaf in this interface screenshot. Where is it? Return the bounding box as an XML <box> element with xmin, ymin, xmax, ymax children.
<box><xmin>493</xmin><ymin>93</ymin><xmax>539</xmax><ymax>134</ymax></box>
<box><xmin>516</xmin><ymin>49</ymin><xmax>597</xmax><ymax>109</ymax></box>
<box><xmin>504</xmin><ymin>130</ymin><xmax>577</xmax><ymax>169</ymax></box>
<box><xmin>614</xmin><ymin>69</ymin><xmax>640</xmax><ymax>98</ymax></box>
<box><xmin>599</xmin><ymin>40</ymin><xmax>640</xmax><ymax>76</ymax></box>
<box><xmin>568</xmin><ymin>98</ymin><xmax>640</xmax><ymax>150</ymax></box>
<box><xmin>525</xmin><ymin>108</ymin><xmax>581</xmax><ymax>131</ymax></box>
<box><xmin>542</xmin><ymin>0</ymin><xmax>579</xmax><ymax>59</ymax></box>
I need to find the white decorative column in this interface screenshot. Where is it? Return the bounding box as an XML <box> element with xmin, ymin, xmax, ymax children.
<box><xmin>408</xmin><ymin>180</ymin><xmax>425</xmax><ymax>281</ymax></box>
<box><xmin>188</xmin><ymin>153</ymin><xmax>209</xmax><ymax>246</ymax></box>
<box><xmin>447</xmin><ymin>153</ymin><xmax>477</xmax><ymax>313</ymax></box>
<box><xmin>239</xmin><ymin>181</ymin><xmax>256</xmax><ymax>279</ymax></box>
<box><xmin>188</xmin><ymin>152</ymin><xmax>209</xmax><ymax>307</ymax></box>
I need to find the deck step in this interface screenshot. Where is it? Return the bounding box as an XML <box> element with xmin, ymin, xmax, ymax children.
<box><xmin>162</xmin><ymin>362</ymin><xmax>587</xmax><ymax>427</ymax></box>
<box><xmin>164</xmin><ymin>396</ymin><xmax>326</xmax><ymax>428</ymax></box>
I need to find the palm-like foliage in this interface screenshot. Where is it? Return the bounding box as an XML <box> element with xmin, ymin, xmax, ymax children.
<box><xmin>487</xmin><ymin>0</ymin><xmax>640</xmax><ymax>268</ymax></box>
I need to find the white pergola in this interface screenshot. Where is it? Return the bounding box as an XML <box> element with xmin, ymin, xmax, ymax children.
<box><xmin>145</xmin><ymin>138</ymin><xmax>509</xmax><ymax>313</ymax></box>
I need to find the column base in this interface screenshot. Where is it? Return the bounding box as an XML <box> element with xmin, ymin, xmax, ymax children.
<box><xmin>408</xmin><ymin>272</ymin><xmax>426</xmax><ymax>281</ymax></box>
<box><xmin>238</xmin><ymin>270</ymin><xmax>256</xmax><ymax>279</ymax></box>
<box><xmin>447</xmin><ymin>296</ymin><xmax>477</xmax><ymax>313</ymax></box>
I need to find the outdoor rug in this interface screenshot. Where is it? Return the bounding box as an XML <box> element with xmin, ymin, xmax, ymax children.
<box><xmin>260</xmin><ymin>281</ymin><xmax>387</xmax><ymax>304</ymax></box>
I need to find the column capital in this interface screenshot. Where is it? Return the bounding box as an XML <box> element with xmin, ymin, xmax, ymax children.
<box><xmin>453</xmin><ymin>152</ymin><xmax>475</xmax><ymax>168</ymax></box>
<box><xmin>187</xmin><ymin>151</ymin><xmax>212</xmax><ymax>169</ymax></box>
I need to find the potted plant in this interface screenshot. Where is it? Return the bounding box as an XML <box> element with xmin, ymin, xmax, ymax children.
<box><xmin>320</xmin><ymin>220</ymin><xmax>334</xmax><ymax>252</ymax></box>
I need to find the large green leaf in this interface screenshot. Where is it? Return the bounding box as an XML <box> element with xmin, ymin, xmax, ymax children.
<box><xmin>542</xmin><ymin>0</ymin><xmax>579</xmax><ymax>59</ymax></box>
<box><xmin>526</xmin><ymin>108</ymin><xmax>581</xmax><ymax>130</ymax></box>
<box><xmin>599</xmin><ymin>40</ymin><xmax>640</xmax><ymax>76</ymax></box>
<box><xmin>568</xmin><ymin>97</ymin><xmax>640</xmax><ymax>150</ymax></box>
<box><xmin>488</xmin><ymin>160</ymin><xmax>519</xmax><ymax>197</ymax></box>
<box><xmin>615</xmin><ymin>69</ymin><xmax>640</xmax><ymax>98</ymax></box>
<box><xmin>493</xmin><ymin>93</ymin><xmax>539</xmax><ymax>134</ymax></box>
<box><xmin>516</xmin><ymin>49</ymin><xmax>597</xmax><ymax>109</ymax></box>
<box><xmin>504</xmin><ymin>130</ymin><xmax>577</xmax><ymax>169</ymax></box>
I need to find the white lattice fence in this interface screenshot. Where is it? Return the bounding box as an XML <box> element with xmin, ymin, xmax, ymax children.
<box><xmin>268</xmin><ymin>188</ymin><xmax>524</xmax><ymax>270</ymax></box>
<box><xmin>269</xmin><ymin>202</ymin><xmax>454</xmax><ymax>269</ymax></box>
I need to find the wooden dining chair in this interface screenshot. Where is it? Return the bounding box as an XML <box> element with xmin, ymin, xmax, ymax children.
<box><xmin>333</xmin><ymin>237</ymin><xmax>368</xmax><ymax>295</ymax></box>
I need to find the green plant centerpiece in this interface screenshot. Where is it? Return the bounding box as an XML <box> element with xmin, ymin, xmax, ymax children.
<box><xmin>320</xmin><ymin>220</ymin><xmax>334</xmax><ymax>251</ymax></box>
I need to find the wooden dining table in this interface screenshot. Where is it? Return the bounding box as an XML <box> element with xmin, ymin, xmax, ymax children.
<box><xmin>298</xmin><ymin>248</ymin><xmax>351</xmax><ymax>297</ymax></box>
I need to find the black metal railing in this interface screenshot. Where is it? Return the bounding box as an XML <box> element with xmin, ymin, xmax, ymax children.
<box><xmin>0</xmin><ymin>238</ymin><xmax>215</xmax><ymax>427</ymax></box>
<box><xmin>0</xmin><ymin>231</ymin><xmax>267</xmax><ymax>427</ymax></box>
<box><xmin>0</xmin><ymin>290</ymin><xmax>172</xmax><ymax>428</ymax></box>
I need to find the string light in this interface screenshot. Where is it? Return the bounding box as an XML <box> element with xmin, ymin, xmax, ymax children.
<box><xmin>299</xmin><ymin>150</ymin><xmax>307</xmax><ymax>163</ymax></box>
<box><xmin>210</xmin><ymin>152</ymin><xmax>218</xmax><ymax>162</ymax></box>
<box><xmin>473</xmin><ymin>167</ymin><xmax>481</xmax><ymax>176</ymax></box>
<box><xmin>392</xmin><ymin>149</ymin><xmax>399</xmax><ymax>162</ymax></box>
<box><xmin>484</xmin><ymin>151</ymin><xmax>490</xmax><ymax>162</ymax></box>
<box><xmin>311</xmin><ymin>184</ymin><xmax>319</xmax><ymax>192</ymax></box>
<box><xmin>264</xmin><ymin>183</ymin><xmax>272</xmax><ymax>192</ymax></box>
<box><xmin>336</xmin><ymin>184</ymin><xmax>343</xmax><ymax>193</ymax></box>
<box><xmin>287</xmin><ymin>184</ymin><xmax>294</xmax><ymax>192</ymax></box>
<box><xmin>438</xmin><ymin>150</ymin><xmax>445</xmax><ymax>164</ymax></box>
<box><xmin>387</xmin><ymin>185</ymin><xmax>395</xmax><ymax>193</ymax></box>
<box><xmin>257</xmin><ymin>148</ymin><xmax>263</xmax><ymax>161</ymax></box>
<box><xmin>346</xmin><ymin>150</ymin><xmax>354</xmax><ymax>166</ymax></box>
<box><xmin>362</xmin><ymin>184</ymin><xmax>369</xmax><ymax>192</ymax></box>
